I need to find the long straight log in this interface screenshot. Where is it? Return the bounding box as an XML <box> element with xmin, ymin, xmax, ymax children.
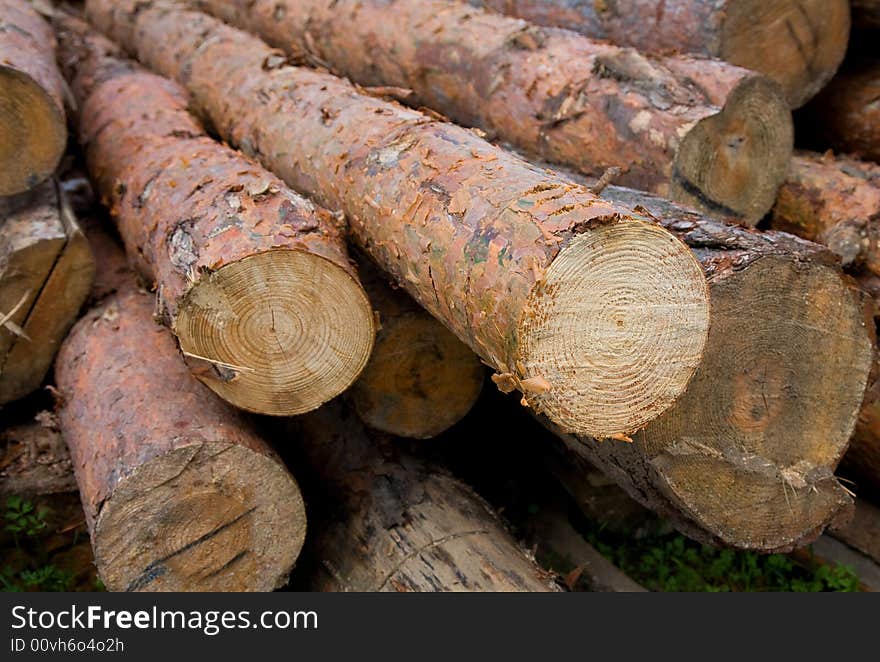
<box><xmin>87</xmin><ymin>0</ymin><xmax>712</xmax><ymax>439</ymax></box>
<box><xmin>0</xmin><ymin>180</ymin><xmax>94</xmax><ymax>405</ymax></box>
<box><xmin>798</xmin><ymin>59</ymin><xmax>880</xmax><ymax>163</ymax></box>
<box><xmin>55</xmin><ymin>237</ymin><xmax>307</xmax><ymax>592</ymax></box>
<box><xmin>183</xmin><ymin>0</ymin><xmax>793</xmax><ymax>226</ymax></box>
<box><xmin>469</xmin><ymin>0</ymin><xmax>850</xmax><ymax>109</ymax></box>
<box><xmin>0</xmin><ymin>0</ymin><xmax>67</xmax><ymax>195</ymax></box>
<box><xmin>542</xmin><ymin>180</ymin><xmax>874</xmax><ymax>550</ymax></box>
<box><xmin>351</xmin><ymin>258</ymin><xmax>484</xmax><ymax>439</ymax></box>
<box><xmin>54</xmin><ymin>16</ymin><xmax>375</xmax><ymax>416</ymax></box>
<box><xmin>283</xmin><ymin>401</ymin><xmax>557</xmax><ymax>592</ymax></box>
<box><xmin>770</xmin><ymin>151</ymin><xmax>880</xmax><ymax>275</ymax></box>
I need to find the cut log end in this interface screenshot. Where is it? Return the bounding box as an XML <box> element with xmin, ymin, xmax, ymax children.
<box><xmin>672</xmin><ymin>76</ymin><xmax>793</xmax><ymax>225</ymax></box>
<box><xmin>518</xmin><ymin>219</ymin><xmax>710</xmax><ymax>438</ymax></box>
<box><xmin>94</xmin><ymin>443</ymin><xmax>306</xmax><ymax>592</ymax></box>
<box><xmin>638</xmin><ymin>257</ymin><xmax>873</xmax><ymax>550</ymax></box>
<box><xmin>0</xmin><ymin>66</ymin><xmax>67</xmax><ymax>196</ymax></box>
<box><xmin>175</xmin><ymin>249</ymin><xmax>375</xmax><ymax>416</ymax></box>
<box><xmin>352</xmin><ymin>313</ymin><xmax>484</xmax><ymax>439</ymax></box>
<box><xmin>719</xmin><ymin>0</ymin><xmax>851</xmax><ymax>109</ymax></box>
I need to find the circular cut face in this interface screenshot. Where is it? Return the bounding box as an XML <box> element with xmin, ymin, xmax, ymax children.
<box><xmin>638</xmin><ymin>257</ymin><xmax>873</xmax><ymax>550</ymax></box>
<box><xmin>352</xmin><ymin>312</ymin><xmax>484</xmax><ymax>439</ymax></box>
<box><xmin>174</xmin><ymin>249</ymin><xmax>375</xmax><ymax>416</ymax></box>
<box><xmin>517</xmin><ymin>218</ymin><xmax>710</xmax><ymax>438</ymax></box>
<box><xmin>94</xmin><ymin>443</ymin><xmax>306</xmax><ymax>592</ymax></box>
<box><xmin>0</xmin><ymin>67</ymin><xmax>66</xmax><ymax>196</ymax></box>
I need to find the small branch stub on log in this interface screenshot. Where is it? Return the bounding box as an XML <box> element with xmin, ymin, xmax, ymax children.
<box><xmin>55</xmin><ymin>16</ymin><xmax>375</xmax><ymax>416</ymax></box>
<box><xmin>0</xmin><ymin>0</ymin><xmax>67</xmax><ymax>195</ymax></box>
<box><xmin>55</xmin><ymin>241</ymin><xmax>307</xmax><ymax>592</ymax></box>
<box><xmin>0</xmin><ymin>180</ymin><xmax>95</xmax><ymax>405</ymax></box>
<box><xmin>469</xmin><ymin>0</ymin><xmax>850</xmax><ymax>109</ymax></box>
<box><xmin>87</xmin><ymin>0</ymin><xmax>712</xmax><ymax>439</ymax></box>
<box><xmin>186</xmin><ymin>0</ymin><xmax>794</xmax><ymax>225</ymax></box>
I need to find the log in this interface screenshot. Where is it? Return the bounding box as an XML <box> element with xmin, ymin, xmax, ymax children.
<box><xmin>853</xmin><ymin>0</ymin><xmax>880</xmax><ymax>32</ymax></box>
<box><xmin>0</xmin><ymin>412</ymin><xmax>77</xmax><ymax>497</ymax></box>
<box><xmin>54</xmin><ymin>16</ymin><xmax>375</xmax><ymax>416</ymax></box>
<box><xmin>86</xmin><ymin>0</ymin><xmax>712</xmax><ymax>439</ymax></box>
<box><xmin>0</xmin><ymin>180</ymin><xmax>95</xmax><ymax>405</ymax></box>
<box><xmin>55</xmin><ymin>240</ymin><xmax>307</xmax><ymax>592</ymax></box>
<box><xmin>183</xmin><ymin>0</ymin><xmax>793</xmax><ymax>226</ymax></box>
<box><xmin>0</xmin><ymin>0</ymin><xmax>67</xmax><ymax>195</ymax></box>
<box><xmin>469</xmin><ymin>0</ymin><xmax>850</xmax><ymax>109</ymax></box>
<box><xmin>843</xmin><ymin>356</ymin><xmax>880</xmax><ymax>499</ymax></box>
<box><xmin>547</xmin><ymin>182</ymin><xmax>875</xmax><ymax>551</ymax></box>
<box><xmin>798</xmin><ymin>59</ymin><xmax>880</xmax><ymax>163</ymax></box>
<box><xmin>770</xmin><ymin>151</ymin><xmax>880</xmax><ymax>275</ymax></box>
<box><xmin>283</xmin><ymin>401</ymin><xmax>557</xmax><ymax>592</ymax></box>
<box><xmin>351</xmin><ymin>258</ymin><xmax>484</xmax><ymax>439</ymax></box>
<box><xmin>830</xmin><ymin>499</ymin><xmax>880</xmax><ymax>565</ymax></box>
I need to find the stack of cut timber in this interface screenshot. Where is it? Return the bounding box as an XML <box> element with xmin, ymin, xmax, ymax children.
<box><xmin>183</xmin><ymin>0</ymin><xmax>794</xmax><ymax>225</ymax></box>
<box><xmin>87</xmin><ymin>0</ymin><xmax>713</xmax><ymax>442</ymax></box>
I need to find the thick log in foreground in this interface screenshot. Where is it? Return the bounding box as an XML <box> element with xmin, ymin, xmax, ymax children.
<box><xmin>771</xmin><ymin>151</ymin><xmax>880</xmax><ymax>275</ymax></box>
<box><xmin>0</xmin><ymin>0</ymin><xmax>67</xmax><ymax>196</ymax></box>
<box><xmin>54</xmin><ymin>17</ymin><xmax>375</xmax><ymax>416</ymax></box>
<box><xmin>87</xmin><ymin>0</ymin><xmax>712</xmax><ymax>439</ymax></box>
<box><xmin>186</xmin><ymin>0</ymin><xmax>793</xmax><ymax>226</ymax></box>
<box><xmin>542</xmin><ymin>182</ymin><xmax>875</xmax><ymax>551</ymax></box>
<box><xmin>0</xmin><ymin>181</ymin><xmax>94</xmax><ymax>405</ymax></box>
<box><xmin>798</xmin><ymin>59</ymin><xmax>880</xmax><ymax>164</ymax></box>
<box><xmin>351</xmin><ymin>258</ymin><xmax>484</xmax><ymax>439</ymax></box>
<box><xmin>55</xmin><ymin>238</ymin><xmax>307</xmax><ymax>592</ymax></box>
<box><xmin>469</xmin><ymin>0</ymin><xmax>850</xmax><ymax>109</ymax></box>
<box><xmin>283</xmin><ymin>401</ymin><xmax>557</xmax><ymax>592</ymax></box>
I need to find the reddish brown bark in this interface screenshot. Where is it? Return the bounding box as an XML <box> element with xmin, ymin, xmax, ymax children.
<box><xmin>771</xmin><ymin>151</ymin><xmax>880</xmax><ymax>275</ymax></box>
<box><xmin>184</xmin><ymin>0</ymin><xmax>793</xmax><ymax>225</ymax></box>
<box><xmin>86</xmin><ymin>0</ymin><xmax>712</xmax><ymax>439</ymax></box>
<box><xmin>0</xmin><ymin>0</ymin><xmax>67</xmax><ymax>195</ymax></box>
<box><xmin>469</xmin><ymin>0</ymin><xmax>850</xmax><ymax>109</ymax></box>
<box><xmin>55</xmin><ymin>238</ymin><xmax>307</xmax><ymax>592</ymax></box>
<box><xmin>54</xmin><ymin>15</ymin><xmax>375</xmax><ymax>416</ymax></box>
<box><xmin>799</xmin><ymin>59</ymin><xmax>880</xmax><ymax>163</ymax></box>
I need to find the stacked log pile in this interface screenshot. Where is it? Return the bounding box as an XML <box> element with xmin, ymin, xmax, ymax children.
<box><xmin>1</xmin><ymin>0</ymin><xmax>879</xmax><ymax>592</ymax></box>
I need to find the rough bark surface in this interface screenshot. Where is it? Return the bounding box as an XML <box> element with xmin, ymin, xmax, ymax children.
<box><xmin>0</xmin><ymin>180</ymin><xmax>95</xmax><ymax>405</ymax></box>
<box><xmin>798</xmin><ymin>59</ymin><xmax>880</xmax><ymax>163</ymax></box>
<box><xmin>186</xmin><ymin>0</ymin><xmax>793</xmax><ymax>225</ymax></box>
<box><xmin>0</xmin><ymin>413</ymin><xmax>77</xmax><ymax>496</ymax></box>
<box><xmin>87</xmin><ymin>0</ymin><xmax>713</xmax><ymax>439</ymax></box>
<box><xmin>539</xmin><ymin>180</ymin><xmax>874</xmax><ymax>551</ymax></box>
<box><xmin>54</xmin><ymin>16</ymin><xmax>374</xmax><ymax>416</ymax></box>
<box><xmin>469</xmin><ymin>0</ymin><xmax>850</xmax><ymax>109</ymax></box>
<box><xmin>771</xmin><ymin>151</ymin><xmax>880</xmax><ymax>274</ymax></box>
<box><xmin>351</xmin><ymin>257</ymin><xmax>484</xmax><ymax>439</ymax></box>
<box><xmin>55</xmin><ymin>240</ymin><xmax>307</xmax><ymax>592</ymax></box>
<box><xmin>284</xmin><ymin>401</ymin><xmax>558</xmax><ymax>592</ymax></box>
<box><xmin>0</xmin><ymin>0</ymin><xmax>67</xmax><ymax>195</ymax></box>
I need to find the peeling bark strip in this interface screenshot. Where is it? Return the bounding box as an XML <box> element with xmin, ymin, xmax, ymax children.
<box><xmin>87</xmin><ymin>0</ymin><xmax>712</xmax><ymax>438</ymax></box>
<box><xmin>470</xmin><ymin>0</ymin><xmax>850</xmax><ymax>109</ymax></box>
<box><xmin>536</xmin><ymin>175</ymin><xmax>872</xmax><ymax>551</ymax></box>
<box><xmin>54</xmin><ymin>16</ymin><xmax>375</xmax><ymax>417</ymax></box>
<box><xmin>0</xmin><ymin>0</ymin><xmax>67</xmax><ymax>195</ymax></box>
<box><xmin>351</xmin><ymin>257</ymin><xmax>484</xmax><ymax>439</ymax></box>
<box><xmin>798</xmin><ymin>59</ymin><xmax>880</xmax><ymax>163</ymax></box>
<box><xmin>186</xmin><ymin>0</ymin><xmax>792</xmax><ymax>225</ymax></box>
<box><xmin>771</xmin><ymin>151</ymin><xmax>880</xmax><ymax>275</ymax></box>
<box><xmin>0</xmin><ymin>180</ymin><xmax>95</xmax><ymax>405</ymax></box>
<box><xmin>284</xmin><ymin>401</ymin><xmax>557</xmax><ymax>592</ymax></box>
<box><xmin>55</xmin><ymin>239</ymin><xmax>307</xmax><ymax>592</ymax></box>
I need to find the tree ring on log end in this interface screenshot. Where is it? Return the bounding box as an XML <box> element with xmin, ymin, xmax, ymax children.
<box><xmin>351</xmin><ymin>313</ymin><xmax>484</xmax><ymax>439</ymax></box>
<box><xmin>638</xmin><ymin>257</ymin><xmax>873</xmax><ymax>551</ymax></box>
<box><xmin>93</xmin><ymin>443</ymin><xmax>306</xmax><ymax>592</ymax></box>
<box><xmin>671</xmin><ymin>76</ymin><xmax>793</xmax><ymax>225</ymax></box>
<box><xmin>0</xmin><ymin>66</ymin><xmax>67</xmax><ymax>196</ymax></box>
<box><xmin>517</xmin><ymin>219</ymin><xmax>710</xmax><ymax>438</ymax></box>
<box><xmin>719</xmin><ymin>0</ymin><xmax>850</xmax><ymax>109</ymax></box>
<box><xmin>174</xmin><ymin>248</ymin><xmax>375</xmax><ymax>416</ymax></box>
